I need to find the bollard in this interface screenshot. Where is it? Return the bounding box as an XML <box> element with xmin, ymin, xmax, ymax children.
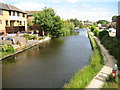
<box><xmin>112</xmin><ymin>64</ymin><xmax>118</xmax><ymax>79</ymax></box>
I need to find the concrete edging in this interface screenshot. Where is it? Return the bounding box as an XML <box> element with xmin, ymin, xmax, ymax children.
<box><xmin>0</xmin><ymin>37</ymin><xmax>51</xmax><ymax>60</ymax></box>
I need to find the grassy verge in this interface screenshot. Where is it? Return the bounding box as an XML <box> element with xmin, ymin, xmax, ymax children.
<box><xmin>88</xmin><ymin>25</ymin><xmax>120</xmax><ymax>89</ymax></box>
<box><xmin>103</xmin><ymin>74</ymin><xmax>120</xmax><ymax>89</ymax></box>
<box><xmin>63</xmin><ymin>31</ymin><xmax>104</xmax><ymax>88</ymax></box>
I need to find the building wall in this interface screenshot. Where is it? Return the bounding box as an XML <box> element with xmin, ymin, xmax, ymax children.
<box><xmin>0</xmin><ymin>9</ymin><xmax>27</xmax><ymax>35</ymax></box>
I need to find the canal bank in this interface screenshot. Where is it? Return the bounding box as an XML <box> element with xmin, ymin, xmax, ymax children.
<box><xmin>86</xmin><ymin>31</ymin><xmax>117</xmax><ymax>88</ymax></box>
<box><xmin>0</xmin><ymin>37</ymin><xmax>51</xmax><ymax>60</ymax></box>
<box><xmin>64</xmin><ymin>29</ymin><xmax>104</xmax><ymax>88</ymax></box>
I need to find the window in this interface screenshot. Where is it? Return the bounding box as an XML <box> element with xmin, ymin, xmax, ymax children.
<box><xmin>0</xmin><ymin>20</ymin><xmax>2</xmax><ymax>24</ymax></box>
<box><xmin>23</xmin><ymin>14</ymin><xmax>25</xmax><ymax>17</ymax></box>
<box><xmin>13</xmin><ymin>11</ymin><xmax>15</xmax><ymax>16</ymax></box>
<box><xmin>0</xmin><ymin>10</ymin><xmax>3</xmax><ymax>15</ymax></box>
<box><xmin>17</xmin><ymin>12</ymin><xmax>19</xmax><ymax>16</ymax></box>
<box><xmin>9</xmin><ymin>11</ymin><xmax>11</xmax><ymax>16</ymax></box>
<box><xmin>24</xmin><ymin>21</ymin><xmax>25</xmax><ymax>25</ymax></box>
<box><xmin>20</xmin><ymin>21</ymin><xmax>22</xmax><ymax>25</ymax></box>
<box><xmin>6</xmin><ymin>21</ymin><xmax>8</xmax><ymax>26</ymax></box>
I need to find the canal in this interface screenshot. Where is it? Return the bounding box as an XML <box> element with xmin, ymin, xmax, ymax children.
<box><xmin>2</xmin><ymin>29</ymin><xmax>93</xmax><ymax>88</ymax></box>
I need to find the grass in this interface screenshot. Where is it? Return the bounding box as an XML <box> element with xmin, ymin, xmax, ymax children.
<box><xmin>89</xmin><ymin>26</ymin><xmax>120</xmax><ymax>89</ymax></box>
<box><xmin>103</xmin><ymin>74</ymin><xmax>120</xmax><ymax>89</ymax></box>
<box><xmin>63</xmin><ymin>31</ymin><xmax>104</xmax><ymax>88</ymax></box>
<box><xmin>0</xmin><ymin>45</ymin><xmax>14</xmax><ymax>58</ymax></box>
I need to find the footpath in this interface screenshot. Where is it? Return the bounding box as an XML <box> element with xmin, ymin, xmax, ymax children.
<box><xmin>86</xmin><ymin>32</ymin><xmax>117</xmax><ymax>89</ymax></box>
<box><xmin>0</xmin><ymin>37</ymin><xmax>50</xmax><ymax>60</ymax></box>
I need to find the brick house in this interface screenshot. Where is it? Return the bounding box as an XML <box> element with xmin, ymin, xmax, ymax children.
<box><xmin>0</xmin><ymin>2</ymin><xmax>27</xmax><ymax>35</ymax></box>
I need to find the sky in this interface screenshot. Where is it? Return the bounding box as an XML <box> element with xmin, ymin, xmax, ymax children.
<box><xmin>0</xmin><ymin>0</ymin><xmax>119</xmax><ymax>21</ymax></box>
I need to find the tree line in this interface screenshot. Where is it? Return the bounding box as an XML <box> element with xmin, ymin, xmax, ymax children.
<box><xmin>33</xmin><ymin>7</ymin><xmax>85</xmax><ymax>38</ymax></box>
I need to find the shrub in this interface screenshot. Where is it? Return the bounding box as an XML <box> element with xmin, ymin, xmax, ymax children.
<box><xmin>93</xmin><ymin>29</ymin><xmax>99</xmax><ymax>36</ymax></box>
<box><xmin>24</xmin><ymin>34</ymin><xmax>30</xmax><ymax>40</ymax></box>
<box><xmin>90</xmin><ymin>25</ymin><xmax>96</xmax><ymax>32</ymax></box>
<box><xmin>7</xmin><ymin>46</ymin><xmax>14</xmax><ymax>53</ymax></box>
<box><xmin>32</xmin><ymin>35</ymin><xmax>38</xmax><ymax>39</ymax></box>
<box><xmin>98</xmin><ymin>30</ymin><xmax>109</xmax><ymax>40</ymax></box>
<box><xmin>2</xmin><ymin>44</ymin><xmax>14</xmax><ymax>53</ymax></box>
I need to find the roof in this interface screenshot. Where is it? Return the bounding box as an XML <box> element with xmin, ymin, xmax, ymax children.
<box><xmin>26</xmin><ymin>11</ymin><xmax>42</xmax><ymax>16</ymax></box>
<box><xmin>0</xmin><ymin>2</ymin><xmax>27</xmax><ymax>13</ymax></box>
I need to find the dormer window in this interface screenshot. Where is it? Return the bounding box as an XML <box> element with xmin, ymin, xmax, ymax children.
<box><xmin>0</xmin><ymin>10</ymin><xmax>3</xmax><ymax>15</ymax></box>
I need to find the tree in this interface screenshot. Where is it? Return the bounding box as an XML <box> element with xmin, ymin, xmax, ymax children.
<box><xmin>93</xmin><ymin>22</ymin><xmax>98</xmax><ymax>27</ymax></box>
<box><xmin>112</xmin><ymin>15</ymin><xmax>117</xmax><ymax>22</ymax></box>
<box><xmin>60</xmin><ymin>20</ymin><xmax>75</xmax><ymax>36</ymax></box>
<box><xmin>33</xmin><ymin>7</ymin><xmax>64</xmax><ymax>38</ymax></box>
<box><xmin>69</xmin><ymin>18</ymin><xmax>80</xmax><ymax>27</ymax></box>
<box><xmin>97</xmin><ymin>20</ymin><xmax>109</xmax><ymax>24</ymax></box>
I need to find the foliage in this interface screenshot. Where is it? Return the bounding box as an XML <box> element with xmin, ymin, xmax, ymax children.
<box><xmin>24</xmin><ymin>34</ymin><xmax>30</xmax><ymax>40</ymax></box>
<box><xmin>2</xmin><ymin>44</ymin><xmax>14</xmax><ymax>53</ymax></box>
<box><xmin>79</xmin><ymin>22</ymin><xmax>85</xmax><ymax>28</ymax></box>
<box><xmin>112</xmin><ymin>15</ymin><xmax>117</xmax><ymax>22</ymax></box>
<box><xmin>90</xmin><ymin>25</ymin><xmax>120</xmax><ymax>65</ymax></box>
<box><xmin>32</xmin><ymin>35</ymin><xmax>38</xmax><ymax>39</ymax></box>
<box><xmin>93</xmin><ymin>22</ymin><xmax>98</xmax><ymax>27</ymax></box>
<box><xmin>64</xmin><ymin>31</ymin><xmax>103</xmax><ymax>88</ymax></box>
<box><xmin>98</xmin><ymin>30</ymin><xmax>109</xmax><ymax>40</ymax></box>
<box><xmin>60</xmin><ymin>20</ymin><xmax>75</xmax><ymax>36</ymax></box>
<box><xmin>103</xmin><ymin>74</ymin><xmax>120</xmax><ymax>88</ymax></box>
<box><xmin>89</xmin><ymin>25</ymin><xmax>96</xmax><ymax>32</ymax></box>
<box><xmin>97</xmin><ymin>20</ymin><xmax>109</xmax><ymax>24</ymax></box>
<box><xmin>2</xmin><ymin>44</ymin><xmax>8</xmax><ymax>52</ymax></box>
<box><xmin>93</xmin><ymin>28</ymin><xmax>99</xmax><ymax>36</ymax></box>
<box><xmin>69</xmin><ymin>18</ymin><xmax>80</xmax><ymax>27</ymax></box>
<box><xmin>33</xmin><ymin>7</ymin><xmax>64</xmax><ymax>38</ymax></box>
<box><xmin>100</xmin><ymin>36</ymin><xmax>120</xmax><ymax>65</ymax></box>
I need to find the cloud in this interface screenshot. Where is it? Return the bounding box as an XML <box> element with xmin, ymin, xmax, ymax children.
<box><xmin>80</xmin><ymin>3</ymin><xmax>91</xmax><ymax>8</ymax></box>
<box><xmin>52</xmin><ymin>0</ymin><xmax>61</xmax><ymax>3</ymax></box>
<box><xmin>67</xmin><ymin>0</ymin><xmax>79</xmax><ymax>3</ymax></box>
<box><xmin>14</xmin><ymin>2</ymin><xmax>45</xmax><ymax>11</ymax></box>
<box><xmin>56</xmin><ymin>8</ymin><xmax>117</xmax><ymax>21</ymax></box>
<box><xmin>0</xmin><ymin>0</ymin><xmax>5</xmax><ymax>3</ymax></box>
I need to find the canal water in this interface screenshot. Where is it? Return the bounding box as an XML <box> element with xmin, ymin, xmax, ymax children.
<box><xmin>2</xmin><ymin>29</ymin><xmax>93</xmax><ymax>88</ymax></box>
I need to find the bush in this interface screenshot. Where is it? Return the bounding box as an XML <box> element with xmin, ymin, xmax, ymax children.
<box><xmin>90</xmin><ymin>25</ymin><xmax>96</xmax><ymax>32</ymax></box>
<box><xmin>2</xmin><ymin>44</ymin><xmax>14</xmax><ymax>53</ymax></box>
<box><xmin>24</xmin><ymin>34</ymin><xmax>30</xmax><ymax>40</ymax></box>
<box><xmin>98</xmin><ymin>30</ymin><xmax>109</xmax><ymax>40</ymax></box>
<box><xmin>93</xmin><ymin>29</ymin><xmax>99</xmax><ymax>36</ymax></box>
<box><xmin>7</xmin><ymin>46</ymin><xmax>14</xmax><ymax>53</ymax></box>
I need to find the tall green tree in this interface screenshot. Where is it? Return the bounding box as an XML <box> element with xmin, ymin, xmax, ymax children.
<box><xmin>33</xmin><ymin>7</ymin><xmax>64</xmax><ymax>38</ymax></box>
<box><xmin>97</xmin><ymin>20</ymin><xmax>109</xmax><ymax>24</ymax></box>
<box><xmin>112</xmin><ymin>15</ymin><xmax>117</xmax><ymax>22</ymax></box>
<box><xmin>69</xmin><ymin>18</ymin><xmax>80</xmax><ymax>27</ymax></box>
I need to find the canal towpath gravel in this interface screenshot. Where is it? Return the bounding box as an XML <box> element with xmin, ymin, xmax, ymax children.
<box><xmin>86</xmin><ymin>32</ymin><xmax>117</xmax><ymax>89</ymax></box>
